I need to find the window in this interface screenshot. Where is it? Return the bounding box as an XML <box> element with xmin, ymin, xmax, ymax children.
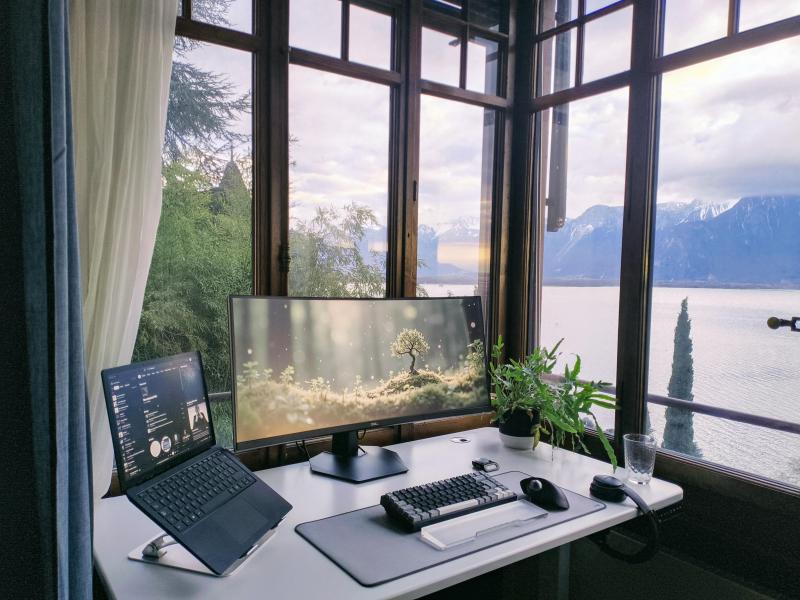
<box><xmin>422</xmin><ymin>1</ymin><xmax>507</xmax><ymax>93</ymax></box>
<box><xmin>537</xmin><ymin>28</ymin><xmax>577</xmax><ymax>95</ymax></box>
<box><xmin>416</xmin><ymin>3</ymin><xmax>508</xmax><ymax>307</ymax></box>
<box><xmin>535</xmin><ymin>0</ymin><xmax>631</xmax><ymax>92</ymax></box>
<box><xmin>739</xmin><ymin>0</ymin><xmax>800</xmax><ymax>31</ymax></box>
<box><xmin>417</xmin><ymin>96</ymin><xmax>495</xmax><ymax>302</ymax></box>
<box><xmin>289</xmin><ymin>0</ymin><xmax>342</xmax><ymax>57</ymax></box>
<box><xmin>582</xmin><ymin>6</ymin><xmax>632</xmax><ymax>82</ymax></box>
<box><xmin>422</xmin><ymin>27</ymin><xmax>462</xmax><ymax>87</ymax></box>
<box><xmin>349</xmin><ymin>5</ymin><xmax>393</xmax><ymax>69</ymax></box>
<box><xmin>145</xmin><ymin>0</ymin><xmax>510</xmax><ymax>447</ymax></box>
<box><xmin>662</xmin><ymin>0</ymin><xmax>728</xmax><ymax>55</ymax></box>
<box><xmin>286</xmin><ymin>1</ymin><xmax>396</xmax><ymax>299</ymax></box>
<box><xmin>647</xmin><ymin>37</ymin><xmax>800</xmax><ymax>486</ymax></box>
<box><xmin>287</xmin><ymin>66</ymin><xmax>391</xmax><ymax>298</ymax></box>
<box><xmin>133</xmin><ymin>32</ymin><xmax>253</xmax><ymax>449</ymax></box>
<box><xmin>191</xmin><ymin>0</ymin><xmax>252</xmax><ymax>32</ymax></box>
<box><xmin>538</xmin><ymin>88</ymin><xmax>629</xmax><ymax>431</ymax></box>
<box><xmin>531</xmin><ymin>0</ymin><xmax>800</xmax><ymax>489</ymax></box>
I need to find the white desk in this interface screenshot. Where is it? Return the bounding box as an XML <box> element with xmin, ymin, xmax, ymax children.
<box><xmin>94</xmin><ymin>427</ymin><xmax>683</xmax><ymax>599</ymax></box>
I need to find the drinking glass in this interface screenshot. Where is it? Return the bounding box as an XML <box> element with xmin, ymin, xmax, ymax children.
<box><xmin>623</xmin><ymin>433</ymin><xmax>657</xmax><ymax>485</ymax></box>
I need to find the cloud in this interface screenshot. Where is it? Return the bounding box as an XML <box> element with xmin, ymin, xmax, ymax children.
<box><xmin>186</xmin><ymin>3</ymin><xmax>800</xmax><ymax>231</ymax></box>
<box><xmin>558</xmin><ymin>34</ymin><xmax>800</xmax><ymax>216</ymax></box>
<box><xmin>656</xmin><ymin>36</ymin><xmax>800</xmax><ymax>204</ymax></box>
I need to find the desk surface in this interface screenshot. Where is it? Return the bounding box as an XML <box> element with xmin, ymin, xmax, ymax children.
<box><xmin>94</xmin><ymin>427</ymin><xmax>683</xmax><ymax>600</ymax></box>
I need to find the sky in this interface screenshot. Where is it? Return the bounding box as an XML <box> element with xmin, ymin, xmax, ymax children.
<box><xmin>542</xmin><ymin>0</ymin><xmax>800</xmax><ymax>217</ymax></box>
<box><xmin>180</xmin><ymin>0</ymin><xmax>800</xmax><ymax>225</ymax></box>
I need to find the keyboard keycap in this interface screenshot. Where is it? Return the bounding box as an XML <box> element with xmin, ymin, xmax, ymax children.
<box><xmin>135</xmin><ymin>451</ymin><xmax>255</xmax><ymax>533</ymax></box>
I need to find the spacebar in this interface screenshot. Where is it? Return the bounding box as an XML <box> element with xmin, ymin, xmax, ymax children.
<box><xmin>200</xmin><ymin>491</ymin><xmax>232</xmax><ymax>515</ymax></box>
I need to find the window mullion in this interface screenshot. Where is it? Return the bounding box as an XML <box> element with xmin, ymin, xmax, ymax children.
<box><xmin>254</xmin><ymin>0</ymin><xmax>289</xmax><ymax>295</ymax></box>
<box><xmin>727</xmin><ymin>0</ymin><xmax>740</xmax><ymax>36</ymax></box>
<box><xmin>391</xmin><ymin>0</ymin><xmax>422</xmax><ymax>298</ymax></box>
<box><xmin>614</xmin><ymin>0</ymin><xmax>661</xmax><ymax>448</ymax></box>
<box><xmin>342</xmin><ymin>0</ymin><xmax>351</xmax><ymax>61</ymax></box>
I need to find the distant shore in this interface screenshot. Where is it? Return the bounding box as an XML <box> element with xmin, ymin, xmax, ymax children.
<box><xmin>420</xmin><ymin>279</ymin><xmax>800</xmax><ymax>291</ymax></box>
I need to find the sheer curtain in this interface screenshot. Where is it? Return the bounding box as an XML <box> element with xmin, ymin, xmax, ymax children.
<box><xmin>70</xmin><ymin>0</ymin><xmax>178</xmax><ymax>501</ymax></box>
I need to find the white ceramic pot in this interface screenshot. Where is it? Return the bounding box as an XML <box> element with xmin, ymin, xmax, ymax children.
<box><xmin>499</xmin><ymin>432</ymin><xmax>536</xmax><ymax>450</ymax></box>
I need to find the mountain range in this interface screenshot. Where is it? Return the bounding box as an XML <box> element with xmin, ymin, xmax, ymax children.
<box><xmin>544</xmin><ymin>195</ymin><xmax>800</xmax><ymax>287</ymax></box>
<box><xmin>359</xmin><ymin>195</ymin><xmax>800</xmax><ymax>288</ymax></box>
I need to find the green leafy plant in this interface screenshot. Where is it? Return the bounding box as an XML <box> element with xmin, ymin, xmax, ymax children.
<box><xmin>489</xmin><ymin>336</ymin><xmax>618</xmax><ymax>469</ymax></box>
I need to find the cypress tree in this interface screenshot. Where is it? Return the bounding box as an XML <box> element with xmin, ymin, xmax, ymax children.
<box><xmin>662</xmin><ymin>297</ymin><xmax>701</xmax><ymax>456</ymax></box>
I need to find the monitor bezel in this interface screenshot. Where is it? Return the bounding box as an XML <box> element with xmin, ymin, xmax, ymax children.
<box><xmin>101</xmin><ymin>351</ymin><xmax>216</xmax><ymax>491</ymax></box>
<box><xmin>228</xmin><ymin>295</ymin><xmax>491</xmax><ymax>453</ymax></box>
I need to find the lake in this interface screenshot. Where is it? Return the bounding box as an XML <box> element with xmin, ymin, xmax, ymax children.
<box><xmin>422</xmin><ymin>283</ymin><xmax>800</xmax><ymax>487</ymax></box>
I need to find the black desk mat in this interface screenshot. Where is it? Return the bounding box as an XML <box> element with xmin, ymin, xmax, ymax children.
<box><xmin>295</xmin><ymin>471</ymin><xmax>605</xmax><ymax>587</ymax></box>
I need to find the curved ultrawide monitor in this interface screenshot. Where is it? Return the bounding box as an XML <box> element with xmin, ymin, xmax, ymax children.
<box><xmin>229</xmin><ymin>296</ymin><xmax>490</xmax><ymax>451</ymax></box>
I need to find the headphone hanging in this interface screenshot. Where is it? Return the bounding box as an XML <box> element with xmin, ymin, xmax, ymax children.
<box><xmin>589</xmin><ymin>475</ymin><xmax>660</xmax><ymax>564</ymax></box>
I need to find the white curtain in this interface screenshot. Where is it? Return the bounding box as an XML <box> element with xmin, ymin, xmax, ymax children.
<box><xmin>70</xmin><ymin>0</ymin><xmax>178</xmax><ymax>501</ymax></box>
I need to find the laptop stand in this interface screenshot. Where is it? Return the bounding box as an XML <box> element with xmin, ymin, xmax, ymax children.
<box><xmin>127</xmin><ymin>527</ymin><xmax>277</xmax><ymax>577</ymax></box>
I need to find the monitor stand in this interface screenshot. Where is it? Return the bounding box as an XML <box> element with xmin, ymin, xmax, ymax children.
<box><xmin>309</xmin><ymin>430</ymin><xmax>408</xmax><ymax>483</ymax></box>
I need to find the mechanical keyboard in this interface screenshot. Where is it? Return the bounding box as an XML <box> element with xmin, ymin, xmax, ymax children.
<box><xmin>380</xmin><ymin>472</ymin><xmax>517</xmax><ymax>532</ymax></box>
<box><xmin>136</xmin><ymin>450</ymin><xmax>256</xmax><ymax>532</ymax></box>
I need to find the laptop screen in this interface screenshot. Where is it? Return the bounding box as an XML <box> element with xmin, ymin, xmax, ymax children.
<box><xmin>103</xmin><ymin>352</ymin><xmax>214</xmax><ymax>490</ymax></box>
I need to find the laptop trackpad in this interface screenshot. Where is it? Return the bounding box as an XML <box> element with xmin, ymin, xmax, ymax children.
<box><xmin>214</xmin><ymin>499</ymin><xmax>265</xmax><ymax>545</ymax></box>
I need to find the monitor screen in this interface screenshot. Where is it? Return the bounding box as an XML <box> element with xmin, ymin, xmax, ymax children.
<box><xmin>230</xmin><ymin>296</ymin><xmax>490</xmax><ymax>449</ymax></box>
<box><xmin>102</xmin><ymin>352</ymin><xmax>213</xmax><ymax>489</ymax></box>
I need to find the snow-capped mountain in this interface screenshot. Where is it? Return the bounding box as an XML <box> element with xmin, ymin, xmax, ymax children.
<box><xmin>543</xmin><ymin>195</ymin><xmax>800</xmax><ymax>286</ymax></box>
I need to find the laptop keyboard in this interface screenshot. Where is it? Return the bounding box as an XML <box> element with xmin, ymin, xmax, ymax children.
<box><xmin>137</xmin><ymin>451</ymin><xmax>256</xmax><ymax>532</ymax></box>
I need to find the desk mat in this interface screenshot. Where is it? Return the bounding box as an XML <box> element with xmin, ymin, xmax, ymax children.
<box><xmin>295</xmin><ymin>471</ymin><xmax>605</xmax><ymax>587</ymax></box>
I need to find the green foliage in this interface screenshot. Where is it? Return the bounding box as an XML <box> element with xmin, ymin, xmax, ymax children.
<box><xmin>165</xmin><ymin>61</ymin><xmax>250</xmax><ymax>175</ymax></box>
<box><xmin>391</xmin><ymin>328</ymin><xmax>431</xmax><ymax>374</ymax></box>
<box><xmin>488</xmin><ymin>336</ymin><xmax>618</xmax><ymax>468</ymax></box>
<box><xmin>235</xmin><ymin>363</ymin><xmax>485</xmax><ymax>442</ymax></box>
<box><xmin>167</xmin><ymin>0</ymin><xmax>251</xmax><ymax>176</ymax></box>
<box><xmin>288</xmin><ymin>203</ymin><xmax>386</xmax><ymax>298</ymax></box>
<box><xmin>279</xmin><ymin>365</ymin><xmax>296</xmax><ymax>386</ymax></box>
<box><xmin>663</xmin><ymin>297</ymin><xmax>701</xmax><ymax>457</ymax></box>
<box><xmin>383</xmin><ymin>370</ymin><xmax>441</xmax><ymax>394</ymax></box>
<box><xmin>488</xmin><ymin>336</ymin><xmax>560</xmax><ymax>419</ymax></box>
<box><xmin>132</xmin><ymin>160</ymin><xmax>251</xmax><ymax>392</ymax></box>
<box><xmin>465</xmin><ymin>339</ymin><xmax>485</xmax><ymax>377</ymax></box>
<box><xmin>210</xmin><ymin>398</ymin><xmax>233</xmax><ymax>450</ymax></box>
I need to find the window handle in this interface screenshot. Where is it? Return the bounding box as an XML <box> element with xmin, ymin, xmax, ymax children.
<box><xmin>767</xmin><ymin>316</ymin><xmax>800</xmax><ymax>332</ymax></box>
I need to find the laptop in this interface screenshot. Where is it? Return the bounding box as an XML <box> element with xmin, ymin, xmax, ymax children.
<box><xmin>102</xmin><ymin>351</ymin><xmax>292</xmax><ymax>576</ymax></box>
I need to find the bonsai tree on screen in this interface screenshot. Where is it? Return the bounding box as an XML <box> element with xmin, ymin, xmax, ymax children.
<box><xmin>391</xmin><ymin>329</ymin><xmax>430</xmax><ymax>375</ymax></box>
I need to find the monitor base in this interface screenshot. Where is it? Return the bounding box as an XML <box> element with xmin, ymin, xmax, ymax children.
<box><xmin>309</xmin><ymin>446</ymin><xmax>408</xmax><ymax>483</ymax></box>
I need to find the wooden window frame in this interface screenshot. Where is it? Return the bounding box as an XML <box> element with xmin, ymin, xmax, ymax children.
<box><xmin>173</xmin><ymin>0</ymin><xmax>516</xmax><ymax>456</ymax></box>
<box><xmin>522</xmin><ymin>0</ymin><xmax>800</xmax><ymax>500</ymax></box>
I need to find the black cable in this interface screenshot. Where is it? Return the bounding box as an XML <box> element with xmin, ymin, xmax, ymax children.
<box><xmin>295</xmin><ymin>440</ymin><xmax>310</xmax><ymax>462</ymax></box>
<box><xmin>357</xmin><ymin>429</ymin><xmax>366</xmax><ymax>441</ymax></box>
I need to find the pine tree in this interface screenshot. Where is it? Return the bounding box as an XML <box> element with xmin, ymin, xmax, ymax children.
<box><xmin>662</xmin><ymin>297</ymin><xmax>701</xmax><ymax>457</ymax></box>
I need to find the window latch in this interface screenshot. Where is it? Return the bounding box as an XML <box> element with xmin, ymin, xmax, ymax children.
<box><xmin>278</xmin><ymin>244</ymin><xmax>291</xmax><ymax>273</ymax></box>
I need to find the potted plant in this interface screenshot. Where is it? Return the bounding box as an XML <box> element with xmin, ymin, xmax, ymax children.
<box><xmin>489</xmin><ymin>336</ymin><xmax>618</xmax><ymax>469</ymax></box>
<box><xmin>488</xmin><ymin>336</ymin><xmax>554</xmax><ymax>449</ymax></box>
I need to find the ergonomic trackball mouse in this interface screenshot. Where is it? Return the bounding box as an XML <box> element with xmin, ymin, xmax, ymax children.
<box><xmin>519</xmin><ymin>477</ymin><xmax>570</xmax><ymax>511</ymax></box>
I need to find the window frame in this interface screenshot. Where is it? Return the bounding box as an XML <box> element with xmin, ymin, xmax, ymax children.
<box><xmin>524</xmin><ymin>0</ymin><xmax>800</xmax><ymax>499</ymax></box>
<box><xmin>169</xmin><ymin>0</ymin><xmax>800</xmax><ymax>498</ymax></box>
<box><xmin>173</xmin><ymin>0</ymin><xmax>515</xmax><ymax>397</ymax></box>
